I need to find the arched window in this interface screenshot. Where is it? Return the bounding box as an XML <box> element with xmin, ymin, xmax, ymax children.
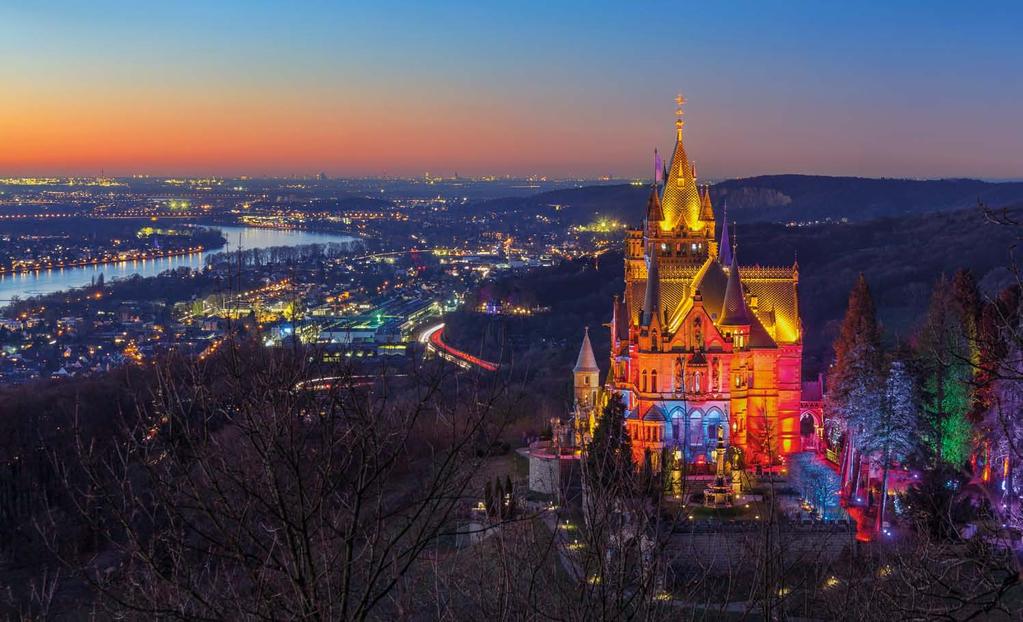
<box><xmin>693</xmin><ymin>370</ymin><xmax>701</xmax><ymax>393</ymax></box>
<box><xmin>669</xmin><ymin>408</ymin><xmax>683</xmax><ymax>443</ymax></box>
<box><xmin>650</xmin><ymin>369</ymin><xmax>658</xmax><ymax>393</ymax></box>
<box><xmin>688</xmin><ymin>411</ymin><xmax>703</xmax><ymax>449</ymax></box>
<box><xmin>651</xmin><ymin>329</ymin><xmax>659</xmax><ymax>351</ymax></box>
<box><xmin>641</xmin><ymin>370</ymin><xmax>648</xmax><ymax>392</ymax></box>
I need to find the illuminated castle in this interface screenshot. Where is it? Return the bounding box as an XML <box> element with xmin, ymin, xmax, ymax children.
<box><xmin>574</xmin><ymin>95</ymin><xmax>820</xmax><ymax>467</ymax></box>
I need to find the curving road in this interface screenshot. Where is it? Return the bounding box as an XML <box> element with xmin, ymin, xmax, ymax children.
<box><xmin>418</xmin><ymin>323</ymin><xmax>499</xmax><ymax>372</ymax></box>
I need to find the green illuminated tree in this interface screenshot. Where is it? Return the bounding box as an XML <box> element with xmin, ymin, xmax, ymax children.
<box><xmin>918</xmin><ymin>275</ymin><xmax>974</xmax><ymax>468</ymax></box>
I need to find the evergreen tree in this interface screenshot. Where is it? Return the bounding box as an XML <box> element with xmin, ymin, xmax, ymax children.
<box><xmin>828</xmin><ymin>274</ymin><xmax>884</xmax><ymax>496</ymax></box>
<box><xmin>918</xmin><ymin>276</ymin><xmax>974</xmax><ymax>468</ymax></box>
<box><xmin>870</xmin><ymin>360</ymin><xmax>918</xmax><ymax>529</ymax></box>
<box><xmin>951</xmin><ymin>269</ymin><xmax>983</xmax><ymax>418</ymax></box>
<box><xmin>830</xmin><ymin>274</ymin><xmax>884</xmax><ymax>406</ymax></box>
<box><xmin>584</xmin><ymin>393</ymin><xmax>634</xmax><ymax>494</ymax></box>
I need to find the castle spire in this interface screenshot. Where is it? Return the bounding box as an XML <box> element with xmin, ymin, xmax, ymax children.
<box><xmin>718</xmin><ymin>202</ymin><xmax>733</xmax><ymax>267</ymax></box>
<box><xmin>574</xmin><ymin>327</ymin><xmax>599</xmax><ymax>373</ymax></box>
<box><xmin>660</xmin><ymin>93</ymin><xmax>704</xmax><ymax>233</ymax></box>
<box><xmin>719</xmin><ymin>245</ymin><xmax>750</xmax><ymax>326</ymax></box>
<box><xmin>645</xmin><ymin>186</ymin><xmax>664</xmax><ymax>225</ymax></box>
<box><xmin>641</xmin><ymin>246</ymin><xmax>661</xmax><ymax>326</ymax></box>
<box><xmin>699</xmin><ymin>184</ymin><xmax>715</xmax><ymax>223</ymax></box>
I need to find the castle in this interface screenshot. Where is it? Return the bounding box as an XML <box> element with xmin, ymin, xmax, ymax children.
<box><xmin>573</xmin><ymin>96</ymin><xmax>823</xmax><ymax>468</ymax></box>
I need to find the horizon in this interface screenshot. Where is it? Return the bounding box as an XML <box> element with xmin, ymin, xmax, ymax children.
<box><xmin>3</xmin><ymin>1</ymin><xmax>1022</xmax><ymax>179</ymax></box>
<box><xmin>5</xmin><ymin>173</ymin><xmax>1023</xmax><ymax>185</ymax></box>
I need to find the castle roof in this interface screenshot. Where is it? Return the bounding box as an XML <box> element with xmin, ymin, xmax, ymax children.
<box><xmin>718</xmin><ymin>203</ymin><xmax>733</xmax><ymax>267</ymax></box>
<box><xmin>719</xmin><ymin>251</ymin><xmax>752</xmax><ymax>327</ymax></box>
<box><xmin>613</xmin><ymin>296</ymin><xmax>629</xmax><ymax>341</ymax></box>
<box><xmin>688</xmin><ymin>259</ymin><xmax>777</xmax><ymax>348</ymax></box>
<box><xmin>642</xmin><ymin>405</ymin><xmax>666</xmax><ymax>422</ymax></box>
<box><xmin>574</xmin><ymin>327</ymin><xmax>599</xmax><ymax>373</ymax></box>
<box><xmin>621</xmin><ymin>99</ymin><xmax>800</xmax><ymax>347</ymax></box>
<box><xmin>645</xmin><ymin>187</ymin><xmax>663</xmax><ymax>224</ymax></box>
<box><xmin>699</xmin><ymin>185</ymin><xmax>715</xmax><ymax>223</ymax></box>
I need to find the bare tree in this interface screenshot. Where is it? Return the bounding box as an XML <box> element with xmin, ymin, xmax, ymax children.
<box><xmin>42</xmin><ymin>341</ymin><xmax>509</xmax><ymax>620</ymax></box>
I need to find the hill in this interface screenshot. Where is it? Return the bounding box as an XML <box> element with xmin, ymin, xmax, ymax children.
<box><xmin>712</xmin><ymin>175</ymin><xmax>1023</xmax><ymax>223</ymax></box>
<box><xmin>464</xmin><ymin>184</ymin><xmax>650</xmax><ymax>226</ymax></box>
<box><xmin>446</xmin><ymin>202</ymin><xmax>1023</xmax><ymax>386</ymax></box>
<box><xmin>463</xmin><ymin>176</ymin><xmax>1023</xmax><ymax>227</ymax></box>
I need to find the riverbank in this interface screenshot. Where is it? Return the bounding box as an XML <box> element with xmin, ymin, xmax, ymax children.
<box><xmin>0</xmin><ymin>225</ymin><xmax>356</xmax><ymax>304</ymax></box>
<box><xmin>0</xmin><ymin>246</ymin><xmax>209</xmax><ymax>275</ymax></box>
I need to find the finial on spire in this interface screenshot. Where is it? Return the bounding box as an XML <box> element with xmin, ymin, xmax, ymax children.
<box><xmin>675</xmin><ymin>92</ymin><xmax>686</xmax><ymax>138</ymax></box>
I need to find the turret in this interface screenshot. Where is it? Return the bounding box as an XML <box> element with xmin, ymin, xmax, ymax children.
<box><xmin>718</xmin><ymin>202</ymin><xmax>733</xmax><ymax>267</ymax></box>
<box><xmin>574</xmin><ymin>327</ymin><xmax>600</xmax><ymax>410</ymax></box>
<box><xmin>719</xmin><ymin>248</ymin><xmax>751</xmax><ymax>349</ymax></box>
<box><xmin>644</xmin><ymin>187</ymin><xmax>663</xmax><ymax>235</ymax></box>
<box><xmin>699</xmin><ymin>185</ymin><xmax>715</xmax><ymax>230</ymax></box>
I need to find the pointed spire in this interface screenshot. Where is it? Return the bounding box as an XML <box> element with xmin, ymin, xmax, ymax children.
<box><xmin>719</xmin><ymin>246</ymin><xmax>750</xmax><ymax>326</ymax></box>
<box><xmin>658</xmin><ymin>94</ymin><xmax>707</xmax><ymax>233</ymax></box>
<box><xmin>612</xmin><ymin>294</ymin><xmax>628</xmax><ymax>340</ymax></box>
<box><xmin>660</xmin><ymin>93</ymin><xmax>704</xmax><ymax>233</ymax></box>
<box><xmin>641</xmin><ymin>246</ymin><xmax>661</xmax><ymax>326</ymax></box>
<box><xmin>645</xmin><ymin>187</ymin><xmax>663</xmax><ymax>224</ymax></box>
<box><xmin>574</xmin><ymin>327</ymin><xmax>599</xmax><ymax>373</ymax></box>
<box><xmin>718</xmin><ymin>201</ymin><xmax>733</xmax><ymax>267</ymax></box>
<box><xmin>699</xmin><ymin>184</ymin><xmax>715</xmax><ymax>222</ymax></box>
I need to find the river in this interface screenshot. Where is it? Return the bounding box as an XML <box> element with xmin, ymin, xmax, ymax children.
<box><xmin>0</xmin><ymin>226</ymin><xmax>357</xmax><ymax>303</ymax></box>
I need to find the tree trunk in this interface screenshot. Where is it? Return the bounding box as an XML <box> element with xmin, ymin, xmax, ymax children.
<box><xmin>876</xmin><ymin>461</ymin><xmax>890</xmax><ymax>533</ymax></box>
<box><xmin>850</xmin><ymin>452</ymin><xmax>862</xmax><ymax>503</ymax></box>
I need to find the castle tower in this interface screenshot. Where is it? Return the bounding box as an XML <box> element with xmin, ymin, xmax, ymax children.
<box><xmin>602</xmin><ymin>95</ymin><xmax>806</xmax><ymax>467</ymax></box>
<box><xmin>573</xmin><ymin>327</ymin><xmax>600</xmax><ymax>411</ymax></box>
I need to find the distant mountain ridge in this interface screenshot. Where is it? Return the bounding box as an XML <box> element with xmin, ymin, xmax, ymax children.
<box><xmin>471</xmin><ymin>175</ymin><xmax>1023</xmax><ymax>225</ymax></box>
<box><xmin>712</xmin><ymin>175</ymin><xmax>1023</xmax><ymax>223</ymax></box>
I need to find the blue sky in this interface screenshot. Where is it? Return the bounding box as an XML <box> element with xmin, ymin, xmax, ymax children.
<box><xmin>2</xmin><ymin>1</ymin><xmax>1021</xmax><ymax>178</ymax></box>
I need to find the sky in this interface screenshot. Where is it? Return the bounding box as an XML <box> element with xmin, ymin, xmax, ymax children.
<box><xmin>1</xmin><ymin>1</ymin><xmax>1022</xmax><ymax>180</ymax></box>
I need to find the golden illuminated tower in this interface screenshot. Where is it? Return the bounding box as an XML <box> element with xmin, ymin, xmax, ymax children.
<box><xmin>659</xmin><ymin>94</ymin><xmax>711</xmax><ymax>235</ymax></box>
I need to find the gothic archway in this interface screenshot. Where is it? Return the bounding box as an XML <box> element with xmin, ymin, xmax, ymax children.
<box><xmin>800</xmin><ymin>412</ymin><xmax>820</xmax><ymax>452</ymax></box>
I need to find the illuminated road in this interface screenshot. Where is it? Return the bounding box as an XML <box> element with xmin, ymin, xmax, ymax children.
<box><xmin>418</xmin><ymin>323</ymin><xmax>499</xmax><ymax>372</ymax></box>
